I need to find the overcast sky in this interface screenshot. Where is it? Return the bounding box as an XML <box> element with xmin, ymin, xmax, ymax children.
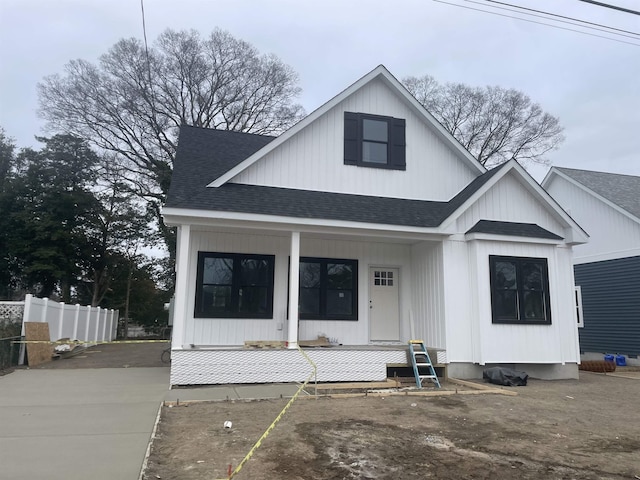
<box><xmin>1</xmin><ymin>0</ymin><xmax>638</xmax><ymax>182</ymax></box>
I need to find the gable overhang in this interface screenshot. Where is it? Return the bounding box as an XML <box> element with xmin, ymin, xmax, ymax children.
<box><xmin>440</xmin><ymin>160</ymin><xmax>589</xmax><ymax>245</ymax></box>
<box><xmin>209</xmin><ymin>65</ymin><xmax>485</xmax><ymax>188</ymax></box>
<box><xmin>542</xmin><ymin>167</ymin><xmax>640</xmax><ymax>226</ymax></box>
<box><xmin>162</xmin><ymin>206</ymin><xmax>451</xmax><ymax>243</ymax></box>
<box><xmin>464</xmin><ymin>232</ymin><xmax>565</xmax><ymax>245</ymax></box>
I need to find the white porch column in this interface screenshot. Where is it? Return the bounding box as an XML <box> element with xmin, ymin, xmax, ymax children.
<box><xmin>287</xmin><ymin>231</ymin><xmax>300</xmax><ymax>349</ymax></box>
<box><xmin>172</xmin><ymin>224</ymin><xmax>191</xmax><ymax>349</ymax></box>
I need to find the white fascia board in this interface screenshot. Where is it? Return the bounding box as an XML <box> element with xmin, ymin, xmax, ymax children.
<box><xmin>161</xmin><ymin>207</ymin><xmax>450</xmax><ymax>240</ymax></box>
<box><xmin>544</xmin><ymin>168</ymin><xmax>640</xmax><ymax>227</ymax></box>
<box><xmin>209</xmin><ymin>65</ymin><xmax>485</xmax><ymax>188</ymax></box>
<box><xmin>441</xmin><ymin>160</ymin><xmax>589</xmax><ymax>244</ymax></box>
<box><xmin>438</xmin><ymin>161</ymin><xmax>514</xmax><ymax>230</ymax></box>
<box><xmin>573</xmin><ymin>246</ymin><xmax>640</xmax><ymax>265</ymax></box>
<box><xmin>464</xmin><ymin>232</ymin><xmax>564</xmax><ymax>245</ymax></box>
<box><xmin>540</xmin><ymin>167</ymin><xmax>555</xmax><ymax>188</ymax></box>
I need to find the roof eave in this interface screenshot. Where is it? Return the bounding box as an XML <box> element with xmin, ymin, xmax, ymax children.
<box><xmin>162</xmin><ymin>206</ymin><xmax>450</xmax><ymax>238</ymax></box>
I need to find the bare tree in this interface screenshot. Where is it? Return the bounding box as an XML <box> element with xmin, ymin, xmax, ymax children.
<box><xmin>403</xmin><ymin>75</ymin><xmax>564</xmax><ymax>168</ymax></box>
<box><xmin>38</xmin><ymin>28</ymin><xmax>305</xmax><ymax>252</ymax></box>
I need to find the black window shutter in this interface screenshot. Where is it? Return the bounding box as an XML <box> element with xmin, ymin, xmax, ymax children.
<box><xmin>344</xmin><ymin>112</ymin><xmax>360</xmax><ymax>165</ymax></box>
<box><xmin>390</xmin><ymin>118</ymin><xmax>406</xmax><ymax>170</ymax></box>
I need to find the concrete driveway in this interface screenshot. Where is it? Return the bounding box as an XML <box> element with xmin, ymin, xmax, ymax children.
<box><xmin>0</xmin><ymin>367</ymin><xmax>169</xmax><ymax>480</ymax></box>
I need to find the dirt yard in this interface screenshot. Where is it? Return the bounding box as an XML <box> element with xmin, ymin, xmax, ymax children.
<box><xmin>144</xmin><ymin>372</ymin><xmax>640</xmax><ymax>480</ymax></box>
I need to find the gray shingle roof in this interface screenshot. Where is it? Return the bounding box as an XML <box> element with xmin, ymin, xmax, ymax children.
<box><xmin>165</xmin><ymin>125</ymin><xmax>275</xmax><ymax>206</ymax></box>
<box><xmin>556</xmin><ymin>167</ymin><xmax>640</xmax><ymax>220</ymax></box>
<box><xmin>165</xmin><ymin>126</ymin><xmax>539</xmax><ymax>232</ymax></box>
<box><xmin>466</xmin><ymin>220</ymin><xmax>564</xmax><ymax>240</ymax></box>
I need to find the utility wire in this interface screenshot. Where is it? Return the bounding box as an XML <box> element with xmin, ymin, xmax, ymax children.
<box><xmin>577</xmin><ymin>0</ymin><xmax>640</xmax><ymax>16</ymax></box>
<box><xmin>483</xmin><ymin>0</ymin><xmax>640</xmax><ymax>37</ymax></box>
<box><xmin>140</xmin><ymin>0</ymin><xmax>159</xmax><ymax>125</ymax></box>
<box><xmin>433</xmin><ymin>0</ymin><xmax>640</xmax><ymax>46</ymax></box>
<box><xmin>466</xmin><ymin>0</ymin><xmax>640</xmax><ymax>40</ymax></box>
<box><xmin>141</xmin><ymin>0</ymin><xmax>153</xmax><ymax>86</ymax></box>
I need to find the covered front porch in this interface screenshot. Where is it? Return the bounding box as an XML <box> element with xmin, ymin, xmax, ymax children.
<box><xmin>168</xmin><ymin>220</ymin><xmax>451</xmax><ymax>386</ymax></box>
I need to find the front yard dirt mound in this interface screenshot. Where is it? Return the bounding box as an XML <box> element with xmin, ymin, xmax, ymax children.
<box><xmin>144</xmin><ymin>372</ymin><xmax>640</xmax><ymax>479</ymax></box>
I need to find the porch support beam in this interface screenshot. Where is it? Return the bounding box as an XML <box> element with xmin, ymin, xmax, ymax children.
<box><xmin>287</xmin><ymin>231</ymin><xmax>300</xmax><ymax>349</ymax></box>
<box><xmin>172</xmin><ymin>224</ymin><xmax>191</xmax><ymax>349</ymax></box>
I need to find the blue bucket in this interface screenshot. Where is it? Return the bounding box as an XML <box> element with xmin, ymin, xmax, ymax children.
<box><xmin>616</xmin><ymin>355</ymin><xmax>627</xmax><ymax>366</ymax></box>
<box><xmin>604</xmin><ymin>354</ymin><xmax>615</xmax><ymax>363</ymax></box>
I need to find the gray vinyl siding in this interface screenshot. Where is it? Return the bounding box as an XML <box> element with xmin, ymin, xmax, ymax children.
<box><xmin>575</xmin><ymin>256</ymin><xmax>640</xmax><ymax>356</ymax></box>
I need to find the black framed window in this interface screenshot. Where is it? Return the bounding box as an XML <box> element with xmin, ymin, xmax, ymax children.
<box><xmin>299</xmin><ymin>257</ymin><xmax>358</xmax><ymax>321</ymax></box>
<box><xmin>195</xmin><ymin>252</ymin><xmax>274</xmax><ymax>318</ymax></box>
<box><xmin>344</xmin><ymin>112</ymin><xmax>406</xmax><ymax>170</ymax></box>
<box><xmin>489</xmin><ymin>255</ymin><xmax>551</xmax><ymax>324</ymax></box>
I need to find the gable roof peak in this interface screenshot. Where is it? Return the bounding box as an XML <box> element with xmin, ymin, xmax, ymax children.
<box><xmin>209</xmin><ymin>64</ymin><xmax>485</xmax><ymax>187</ymax></box>
<box><xmin>545</xmin><ymin>166</ymin><xmax>640</xmax><ymax>220</ymax></box>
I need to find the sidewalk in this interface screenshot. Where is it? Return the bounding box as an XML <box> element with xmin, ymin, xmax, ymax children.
<box><xmin>0</xmin><ymin>367</ymin><xmax>170</xmax><ymax>480</ymax></box>
<box><xmin>0</xmin><ymin>365</ymin><xmax>306</xmax><ymax>480</ymax></box>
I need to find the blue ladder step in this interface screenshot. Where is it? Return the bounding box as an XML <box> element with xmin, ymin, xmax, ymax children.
<box><xmin>408</xmin><ymin>340</ymin><xmax>441</xmax><ymax>389</ymax></box>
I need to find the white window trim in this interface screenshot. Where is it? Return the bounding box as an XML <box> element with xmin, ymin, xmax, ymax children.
<box><xmin>575</xmin><ymin>286</ymin><xmax>584</xmax><ymax>328</ymax></box>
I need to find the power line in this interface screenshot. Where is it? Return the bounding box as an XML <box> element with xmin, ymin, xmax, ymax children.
<box><xmin>577</xmin><ymin>0</ymin><xmax>640</xmax><ymax>16</ymax></box>
<box><xmin>432</xmin><ymin>0</ymin><xmax>640</xmax><ymax>46</ymax></box>
<box><xmin>483</xmin><ymin>0</ymin><xmax>640</xmax><ymax>37</ymax></box>
<box><xmin>467</xmin><ymin>0</ymin><xmax>640</xmax><ymax>40</ymax></box>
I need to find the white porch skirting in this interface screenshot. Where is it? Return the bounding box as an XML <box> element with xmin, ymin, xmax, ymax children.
<box><xmin>170</xmin><ymin>347</ymin><xmax>446</xmax><ymax>386</ymax></box>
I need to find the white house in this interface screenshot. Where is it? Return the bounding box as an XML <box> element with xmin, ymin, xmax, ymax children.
<box><xmin>542</xmin><ymin>167</ymin><xmax>640</xmax><ymax>359</ymax></box>
<box><xmin>162</xmin><ymin>65</ymin><xmax>588</xmax><ymax>386</ymax></box>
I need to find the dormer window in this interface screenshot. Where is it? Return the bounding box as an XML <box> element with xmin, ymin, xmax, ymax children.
<box><xmin>344</xmin><ymin>112</ymin><xmax>406</xmax><ymax>170</ymax></box>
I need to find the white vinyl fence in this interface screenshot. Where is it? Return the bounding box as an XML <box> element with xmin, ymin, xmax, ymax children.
<box><xmin>21</xmin><ymin>294</ymin><xmax>119</xmax><ymax>344</ymax></box>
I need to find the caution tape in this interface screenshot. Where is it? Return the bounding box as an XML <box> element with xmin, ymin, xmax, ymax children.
<box><xmin>12</xmin><ymin>339</ymin><xmax>170</xmax><ymax>344</ymax></box>
<box><xmin>221</xmin><ymin>344</ymin><xmax>317</xmax><ymax>480</ymax></box>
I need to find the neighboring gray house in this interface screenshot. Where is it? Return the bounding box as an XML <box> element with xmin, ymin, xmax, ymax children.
<box><xmin>162</xmin><ymin>66</ymin><xmax>588</xmax><ymax>386</ymax></box>
<box><xmin>542</xmin><ymin>167</ymin><xmax>640</xmax><ymax>359</ymax></box>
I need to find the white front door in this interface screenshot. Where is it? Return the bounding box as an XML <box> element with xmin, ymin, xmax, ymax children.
<box><xmin>369</xmin><ymin>267</ymin><xmax>400</xmax><ymax>341</ymax></box>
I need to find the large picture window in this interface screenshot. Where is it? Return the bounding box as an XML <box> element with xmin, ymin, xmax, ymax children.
<box><xmin>489</xmin><ymin>255</ymin><xmax>551</xmax><ymax>325</ymax></box>
<box><xmin>195</xmin><ymin>252</ymin><xmax>274</xmax><ymax>318</ymax></box>
<box><xmin>344</xmin><ymin>112</ymin><xmax>406</xmax><ymax>170</ymax></box>
<box><xmin>299</xmin><ymin>257</ymin><xmax>358</xmax><ymax>321</ymax></box>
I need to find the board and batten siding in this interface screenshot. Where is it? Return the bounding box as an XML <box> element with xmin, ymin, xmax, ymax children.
<box><xmin>181</xmin><ymin>229</ymin><xmax>416</xmax><ymax>347</ymax></box>
<box><xmin>575</xmin><ymin>256</ymin><xmax>640</xmax><ymax>356</ymax></box>
<box><xmin>441</xmin><ymin>239</ymin><xmax>476</xmax><ymax>362</ymax></box>
<box><xmin>545</xmin><ymin>175</ymin><xmax>640</xmax><ymax>262</ymax></box>
<box><xmin>231</xmin><ymin>77</ymin><xmax>479</xmax><ymax>201</ymax></box>
<box><xmin>456</xmin><ymin>171</ymin><xmax>565</xmax><ymax>237</ymax></box>
<box><xmin>448</xmin><ymin>240</ymin><xmax>579</xmax><ymax>364</ymax></box>
<box><xmin>410</xmin><ymin>241</ymin><xmax>446</xmax><ymax>349</ymax></box>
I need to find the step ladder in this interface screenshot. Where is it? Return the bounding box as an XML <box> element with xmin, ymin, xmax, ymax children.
<box><xmin>408</xmin><ymin>340</ymin><xmax>441</xmax><ymax>388</ymax></box>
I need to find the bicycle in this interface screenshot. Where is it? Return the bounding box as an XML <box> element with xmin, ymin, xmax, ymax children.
<box><xmin>161</xmin><ymin>346</ymin><xmax>171</xmax><ymax>364</ymax></box>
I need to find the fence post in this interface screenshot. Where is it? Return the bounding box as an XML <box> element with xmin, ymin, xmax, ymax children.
<box><xmin>107</xmin><ymin>310</ymin><xmax>114</xmax><ymax>341</ymax></box>
<box><xmin>18</xmin><ymin>294</ymin><xmax>32</xmax><ymax>365</ymax></box>
<box><xmin>84</xmin><ymin>307</ymin><xmax>91</xmax><ymax>343</ymax></box>
<box><xmin>102</xmin><ymin>309</ymin><xmax>108</xmax><ymax>342</ymax></box>
<box><xmin>57</xmin><ymin>302</ymin><xmax>65</xmax><ymax>341</ymax></box>
<box><xmin>41</xmin><ymin>298</ymin><xmax>49</xmax><ymax>324</ymax></box>
<box><xmin>95</xmin><ymin>307</ymin><xmax>101</xmax><ymax>343</ymax></box>
<box><xmin>73</xmin><ymin>304</ymin><xmax>80</xmax><ymax>340</ymax></box>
